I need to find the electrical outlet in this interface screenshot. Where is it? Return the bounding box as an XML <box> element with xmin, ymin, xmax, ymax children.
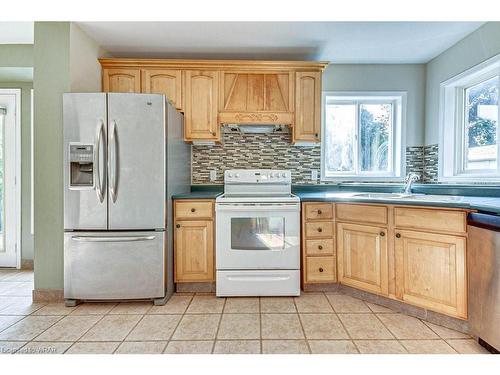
<box><xmin>210</xmin><ymin>169</ymin><xmax>217</xmax><ymax>181</ymax></box>
<box><xmin>311</xmin><ymin>170</ymin><xmax>318</xmax><ymax>181</ymax></box>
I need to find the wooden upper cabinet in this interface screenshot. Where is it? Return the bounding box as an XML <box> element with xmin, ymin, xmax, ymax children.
<box><xmin>218</xmin><ymin>72</ymin><xmax>294</xmax><ymax>124</ymax></box>
<box><xmin>294</xmin><ymin>71</ymin><xmax>321</xmax><ymax>143</ymax></box>
<box><xmin>183</xmin><ymin>70</ymin><xmax>219</xmax><ymax>141</ymax></box>
<box><xmin>102</xmin><ymin>68</ymin><xmax>141</xmax><ymax>93</ymax></box>
<box><xmin>142</xmin><ymin>69</ymin><xmax>182</xmax><ymax>110</ymax></box>
<box><xmin>395</xmin><ymin>229</ymin><xmax>467</xmax><ymax>319</ymax></box>
<box><xmin>337</xmin><ymin>222</ymin><xmax>389</xmax><ymax>295</ymax></box>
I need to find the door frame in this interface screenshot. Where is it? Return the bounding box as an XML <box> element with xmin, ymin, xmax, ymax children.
<box><xmin>0</xmin><ymin>88</ymin><xmax>22</xmax><ymax>269</ymax></box>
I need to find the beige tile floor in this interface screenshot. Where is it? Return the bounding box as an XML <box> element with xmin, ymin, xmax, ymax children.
<box><xmin>0</xmin><ymin>269</ymin><xmax>490</xmax><ymax>354</ymax></box>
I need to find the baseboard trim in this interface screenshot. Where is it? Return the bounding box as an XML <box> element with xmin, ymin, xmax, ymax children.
<box><xmin>175</xmin><ymin>282</ymin><xmax>216</xmax><ymax>293</ymax></box>
<box><xmin>32</xmin><ymin>289</ymin><xmax>64</xmax><ymax>303</ymax></box>
<box><xmin>21</xmin><ymin>259</ymin><xmax>34</xmax><ymax>270</ymax></box>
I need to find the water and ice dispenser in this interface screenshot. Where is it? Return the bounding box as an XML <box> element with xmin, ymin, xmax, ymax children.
<box><xmin>69</xmin><ymin>144</ymin><xmax>94</xmax><ymax>188</ymax></box>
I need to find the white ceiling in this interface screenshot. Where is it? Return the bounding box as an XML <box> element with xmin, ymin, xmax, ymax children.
<box><xmin>77</xmin><ymin>21</ymin><xmax>485</xmax><ymax>63</ymax></box>
<box><xmin>0</xmin><ymin>22</ymin><xmax>34</xmax><ymax>44</ymax></box>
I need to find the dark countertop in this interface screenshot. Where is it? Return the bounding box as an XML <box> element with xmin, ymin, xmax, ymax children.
<box><xmin>172</xmin><ymin>184</ymin><xmax>500</xmax><ymax>215</ymax></box>
<box><xmin>296</xmin><ymin>191</ymin><xmax>500</xmax><ymax>215</ymax></box>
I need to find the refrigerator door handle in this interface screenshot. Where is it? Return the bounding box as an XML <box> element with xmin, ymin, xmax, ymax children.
<box><xmin>108</xmin><ymin>120</ymin><xmax>118</xmax><ymax>203</ymax></box>
<box><xmin>94</xmin><ymin>119</ymin><xmax>106</xmax><ymax>203</ymax></box>
<box><xmin>71</xmin><ymin>235</ymin><xmax>156</xmax><ymax>243</ymax></box>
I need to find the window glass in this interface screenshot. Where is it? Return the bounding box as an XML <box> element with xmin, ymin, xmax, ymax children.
<box><xmin>360</xmin><ymin>103</ymin><xmax>392</xmax><ymax>172</ymax></box>
<box><xmin>464</xmin><ymin>76</ymin><xmax>499</xmax><ymax>171</ymax></box>
<box><xmin>325</xmin><ymin>103</ymin><xmax>355</xmax><ymax>173</ymax></box>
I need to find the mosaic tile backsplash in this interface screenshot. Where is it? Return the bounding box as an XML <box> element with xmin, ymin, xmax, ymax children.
<box><xmin>191</xmin><ymin>127</ymin><xmax>439</xmax><ymax>184</ymax></box>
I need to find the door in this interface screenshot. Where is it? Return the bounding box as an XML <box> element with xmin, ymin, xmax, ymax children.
<box><xmin>183</xmin><ymin>70</ymin><xmax>219</xmax><ymax>141</ymax></box>
<box><xmin>63</xmin><ymin>93</ymin><xmax>107</xmax><ymax>230</ymax></box>
<box><xmin>0</xmin><ymin>91</ymin><xmax>20</xmax><ymax>267</ymax></box>
<box><xmin>107</xmin><ymin>93</ymin><xmax>166</xmax><ymax>230</ymax></box>
<box><xmin>395</xmin><ymin>229</ymin><xmax>467</xmax><ymax>319</ymax></box>
<box><xmin>142</xmin><ymin>69</ymin><xmax>182</xmax><ymax>110</ymax></box>
<box><xmin>174</xmin><ymin>220</ymin><xmax>214</xmax><ymax>282</ymax></box>
<box><xmin>215</xmin><ymin>203</ymin><xmax>300</xmax><ymax>270</ymax></box>
<box><xmin>337</xmin><ymin>222</ymin><xmax>389</xmax><ymax>295</ymax></box>
<box><xmin>102</xmin><ymin>68</ymin><xmax>141</xmax><ymax>93</ymax></box>
<box><xmin>64</xmin><ymin>231</ymin><xmax>165</xmax><ymax>299</ymax></box>
<box><xmin>294</xmin><ymin>71</ymin><xmax>321</xmax><ymax>143</ymax></box>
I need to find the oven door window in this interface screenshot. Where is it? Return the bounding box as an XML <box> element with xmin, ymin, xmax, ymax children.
<box><xmin>231</xmin><ymin>217</ymin><xmax>285</xmax><ymax>250</ymax></box>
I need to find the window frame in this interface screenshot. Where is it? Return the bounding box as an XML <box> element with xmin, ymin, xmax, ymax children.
<box><xmin>439</xmin><ymin>54</ymin><xmax>500</xmax><ymax>183</ymax></box>
<box><xmin>321</xmin><ymin>91</ymin><xmax>407</xmax><ymax>182</ymax></box>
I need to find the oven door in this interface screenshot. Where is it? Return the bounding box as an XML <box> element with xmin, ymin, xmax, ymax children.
<box><xmin>216</xmin><ymin>202</ymin><xmax>300</xmax><ymax>270</ymax></box>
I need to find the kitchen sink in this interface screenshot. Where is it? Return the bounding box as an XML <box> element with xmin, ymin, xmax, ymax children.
<box><xmin>351</xmin><ymin>192</ymin><xmax>410</xmax><ymax>199</ymax></box>
<box><xmin>351</xmin><ymin>192</ymin><xmax>463</xmax><ymax>202</ymax></box>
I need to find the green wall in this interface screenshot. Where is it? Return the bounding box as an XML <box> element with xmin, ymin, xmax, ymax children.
<box><xmin>0</xmin><ymin>82</ymin><xmax>33</xmax><ymax>261</ymax></box>
<box><xmin>425</xmin><ymin>22</ymin><xmax>500</xmax><ymax>145</ymax></box>
<box><xmin>0</xmin><ymin>45</ymin><xmax>33</xmax><ymax>68</ymax></box>
<box><xmin>33</xmin><ymin>22</ymin><xmax>71</xmax><ymax>290</ymax></box>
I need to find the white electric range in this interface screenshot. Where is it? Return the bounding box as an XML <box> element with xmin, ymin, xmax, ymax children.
<box><xmin>215</xmin><ymin>169</ymin><xmax>300</xmax><ymax>296</ymax></box>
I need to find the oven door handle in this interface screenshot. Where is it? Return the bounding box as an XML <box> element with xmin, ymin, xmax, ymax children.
<box><xmin>216</xmin><ymin>204</ymin><xmax>299</xmax><ymax>212</ymax></box>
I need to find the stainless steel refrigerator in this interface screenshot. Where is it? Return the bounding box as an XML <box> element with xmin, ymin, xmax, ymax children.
<box><xmin>63</xmin><ymin>93</ymin><xmax>190</xmax><ymax>306</ymax></box>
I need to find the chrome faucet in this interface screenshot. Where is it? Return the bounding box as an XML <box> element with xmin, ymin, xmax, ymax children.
<box><xmin>403</xmin><ymin>172</ymin><xmax>420</xmax><ymax>195</ymax></box>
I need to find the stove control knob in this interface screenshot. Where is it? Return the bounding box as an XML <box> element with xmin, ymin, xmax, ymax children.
<box><xmin>235</xmin><ymin>173</ymin><xmax>240</xmax><ymax>178</ymax></box>
<box><xmin>228</xmin><ymin>173</ymin><xmax>233</xmax><ymax>178</ymax></box>
<box><xmin>281</xmin><ymin>172</ymin><xmax>287</xmax><ymax>178</ymax></box>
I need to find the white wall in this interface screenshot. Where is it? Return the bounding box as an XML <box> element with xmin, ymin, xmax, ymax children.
<box><xmin>69</xmin><ymin>23</ymin><xmax>111</xmax><ymax>92</ymax></box>
<box><xmin>323</xmin><ymin>64</ymin><xmax>426</xmax><ymax>147</ymax></box>
<box><xmin>425</xmin><ymin>22</ymin><xmax>500</xmax><ymax>145</ymax></box>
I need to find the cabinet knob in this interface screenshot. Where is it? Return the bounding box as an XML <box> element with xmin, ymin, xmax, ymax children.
<box><xmin>317</xmin><ymin>227</ymin><xmax>323</xmax><ymax>233</ymax></box>
<box><xmin>211</xmin><ymin>132</ymin><xmax>216</xmax><ymax>136</ymax></box>
<box><xmin>315</xmin><ymin>133</ymin><xmax>319</xmax><ymax>138</ymax></box>
<box><xmin>191</xmin><ymin>208</ymin><xmax>196</xmax><ymax>212</ymax></box>
<box><xmin>318</xmin><ymin>245</ymin><xmax>323</xmax><ymax>250</ymax></box>
<box><xmin>396</xmin><ymin>233</ymin><xmax>401</xmax><ymax>238</ymax></box>
<box><xmin>317</xmin><ymin>209</ymin><xmax>322</xmax><ymax>214</ymax></box>
<box><xmin>380</xmin><ymin>231</ymin><xmax>385</xmax><ymax>236</ymax></box>
<box><xmin>176</xmin><ymin>224</ymin><xmax>180</xmax><ymax>228</ymax></box>
<box><xmin>319</xmin><ymin>267</ymin><xmax>324</xmax><ymax>273</ymax></box>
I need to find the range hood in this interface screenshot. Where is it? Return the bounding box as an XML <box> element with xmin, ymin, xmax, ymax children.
<box><xmin>224</xmin><ymin>124</ymin><xmax>289</xmax><ymax>134</ymax></box>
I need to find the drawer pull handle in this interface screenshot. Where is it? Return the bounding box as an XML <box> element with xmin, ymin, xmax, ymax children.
<box><xmin>176</xmin><ymin>224</ymin><xmax>180</xmax><ymax>228</ymax></box>
<box><xmin>318</xmin><ymin>245</ymin><xmax>323</xmax><ymax>250</ymax></box>
<box><xmin>380</xmin><ymin>231</ymin><xmax>385</xmax><ymax>236</ymax></box>
<box><xmin>317</xmin><ymin>227</ymin><xmax>322</xmax><ymax>233</ymax></box>
<box><xmin>317</xmin><ymin>209</ymin><xmax>322</xmax><ymax>214</ymax></box>
<box><xmin>396</xmin><ymin>233</ymin><xmax>401</xmax><ymax>238</ymax></box>
<box><xmin>191</xmin><ymin>208</ymin><xmax>196</xmax><ymax>212</ymax></box>
<box><xmin>319</xmin><ymin>267</ymin><xmax>324</xmax><ymax>273</ymax></box>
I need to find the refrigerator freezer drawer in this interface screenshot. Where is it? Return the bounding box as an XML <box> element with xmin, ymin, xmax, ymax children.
<box><xmin>216</xmin><ymin>270</ymin><xmax>300</xmax><ymax>297</ymax></box>
<box><xmin>64</xmin><ymin>231</ymin><xmax>165</xmax><ymax>300</ymax></box>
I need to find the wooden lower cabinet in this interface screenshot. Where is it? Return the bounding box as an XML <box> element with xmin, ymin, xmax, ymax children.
<box><xmin>174</xmin><ymin>199</ymin><xmax>215</xmax><ymax>283</ymax></box>
<box><xmin>337</xmin><ymin>222</ymin><xmax>389</xmax><ymax>295</ymax></box>
<box><xmin>395</xmin><ymin>229</ymin><xmax>467</xmax><ymax>319</ymax></box>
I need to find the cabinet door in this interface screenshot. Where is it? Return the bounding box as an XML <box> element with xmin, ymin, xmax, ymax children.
<box><xmin>102</xmin><ymin>68</ymin><xmax>141</xmax><ymax>93</ymax></box>
<box><xmin>183</xmin><ymin>70</ymin><xmax>219</xmax><ymax>141</ymax></box>
<box><xmin>395</xmin><ymin>229</ymin><xmax>467</xmax><ymax>319</ymax></box>
<box><xmin>337</xmin><ymin>222</ymin><xmax>388</xmax><ymax>295</ymax></box>
<box><xmin>294</xmin><ymin>71</ymin><xmax>321</xmax><ymax>143</ymax></box>
<box><xmin>174</xmin><ymin>220</ymin><xmax>214</xmax><ymax>282</ymax></box>
<box><xmin>142</xmin><ymin>69</ymin><xmax>182</xmax><ymax>110</ymax></box>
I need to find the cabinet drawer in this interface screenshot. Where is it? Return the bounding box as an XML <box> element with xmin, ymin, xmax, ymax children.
<box><xmin>336</xmin><ymin>203</ymin><xmax>387</xmax><ymax>225</ymax></box>
<box><xmin>305</xmin><ymin>239</ymin><xmax>335</xmax><ymax>256</ymax></box>
<box><xmin>394</xmin><ymin>207</ymin><xmax>466</xmax><ymax>234</ymax></box>
<box><xmin>305</xmin><ymin>256</ymin><xmax>336</xmax><ymax>283</ymax></box>
<box><xmin>305</xmin><ymin>221</ymin><xmax>334</xmax><ymax>238</ymax></box>
<box><xmin>304</xmin><ymin>203</ymin><xmax>334</xmax><ymax>220</ymax></box>
<box><xmin>175</xmin><ymin>200</ymin><xmax>214</xmax><ymax>220</ymax></box>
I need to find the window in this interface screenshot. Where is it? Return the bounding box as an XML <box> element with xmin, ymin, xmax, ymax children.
<box><xmin>440</xmin><ymin>54</ymin><xmax>500</xmax><ymax>182</ymax></box>
<box><xmin>321</xmin><ymin>92</ymin><xmax>406</xmax><ymax>181</ymax></box>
